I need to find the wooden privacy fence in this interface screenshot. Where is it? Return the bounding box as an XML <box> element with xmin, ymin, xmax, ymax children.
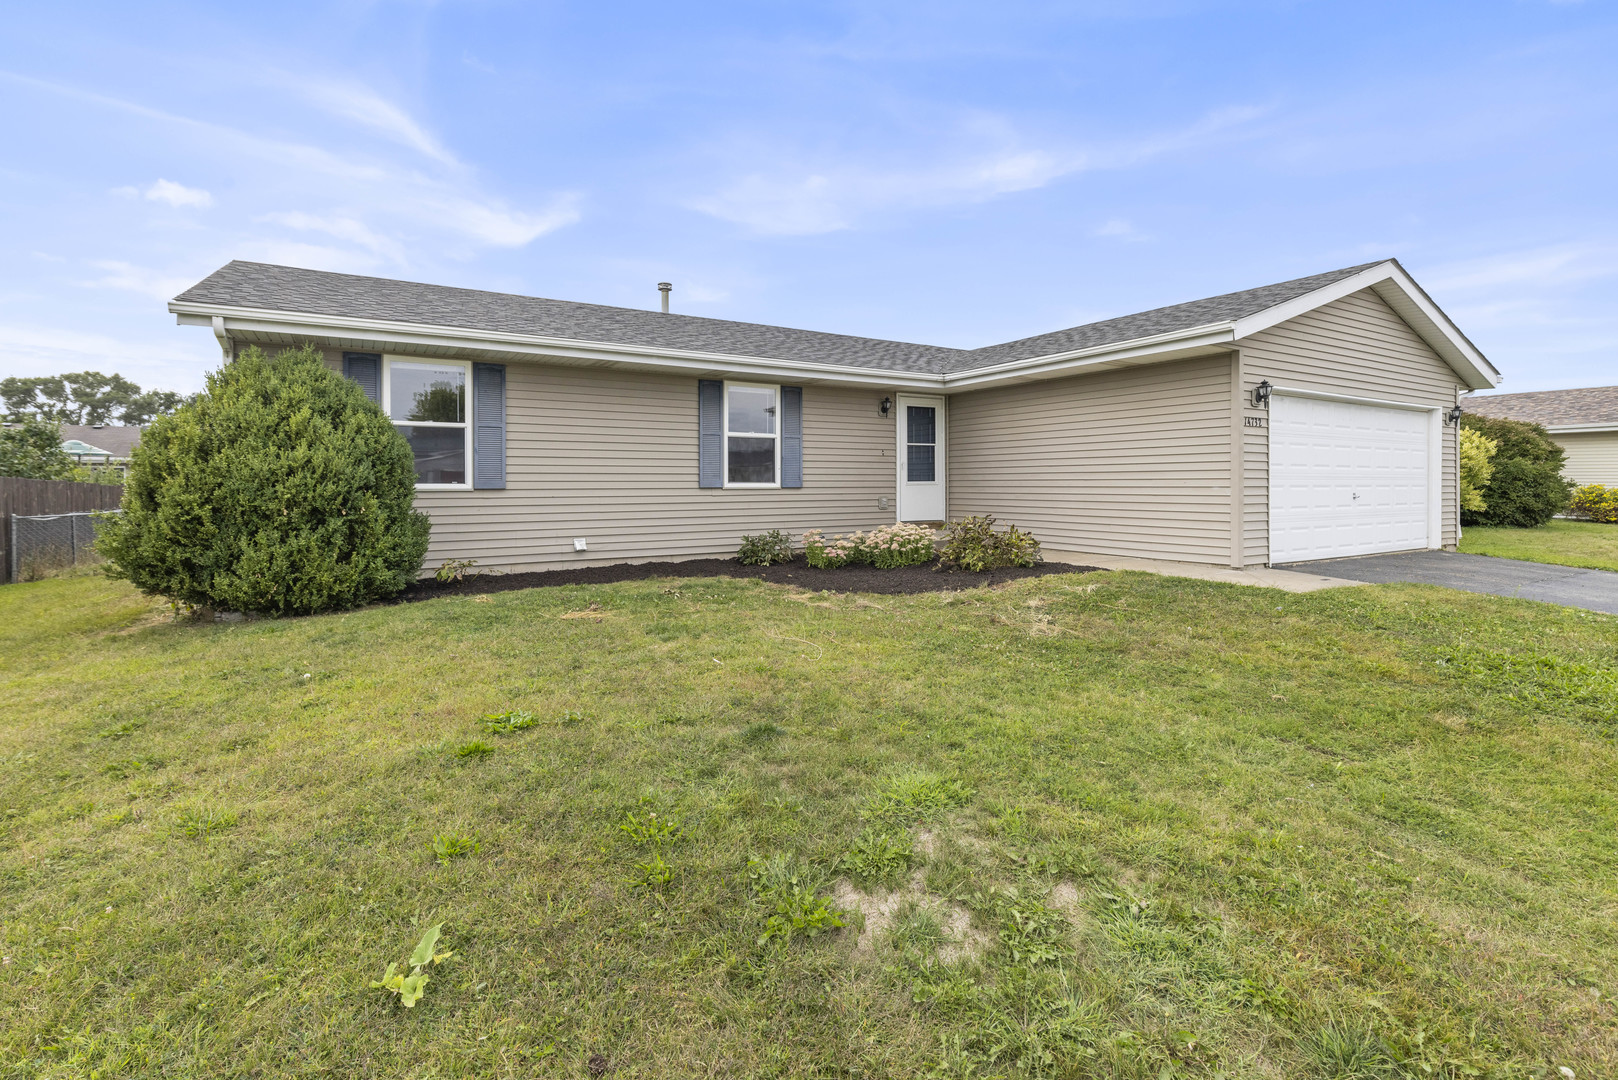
<box><xmin>0</xmin><ymin>477</ymin><xmax>125</xmax><ymax>584</ymax></box>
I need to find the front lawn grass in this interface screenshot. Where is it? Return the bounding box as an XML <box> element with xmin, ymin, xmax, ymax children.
<box><xmin>1</xmin><ymin>570</ymin><xmax>1615</xmax><ymax>1079</ymax></box>
<box><xmin>1459</xmin><ymin>517</ymin><xmax>1618</xmax><ymax>571</ymax></box>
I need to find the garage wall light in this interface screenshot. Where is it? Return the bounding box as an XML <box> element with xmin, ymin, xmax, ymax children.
<box><xmin>1445</xmin><ymin>405</ymin><xmax>1464</xmax><ymax>425</ymax></box>
<box><xmin>880</xmin><ymin>396</ymin><xmax>892</xmax><ymax>417</ymax></box>
<box><xmin>1252</xmin><ymin>380</ymin><xmax>1272</xmax><ymax>407</ymax></box>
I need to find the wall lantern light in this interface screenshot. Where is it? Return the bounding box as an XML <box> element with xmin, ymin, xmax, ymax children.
<box><xmin>1252</xmin><ymin>380</ymin><xmax>1272</xmax><ymax>407</ymax></box>
<box><xmin>1446</xmin><ymin>405</ymin><xmax>1464</xmax><ymax>425</ymax></box>
<box><xmin>880</xmin><ymin>396</ymin><xmax>893</xmax><ymax>417</ymax></box>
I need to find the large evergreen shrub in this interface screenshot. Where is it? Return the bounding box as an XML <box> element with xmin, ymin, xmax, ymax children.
<box><xmin>1459</xmin><ymin>413</ymin><xmax>1572</xmax><ymax>528</ymax></box>
<box><xmin>99</xmin><ymin>344</ymin><xmax>430</xmax><ymax>615</ymax></box>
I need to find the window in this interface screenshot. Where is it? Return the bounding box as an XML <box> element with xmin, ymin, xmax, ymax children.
<box><xmin>906</xmin><ymin>404</ymin><xmax>937</xmax><ymax>482</ymax></box>
<box><xmin>725</xmin><ymin>382</ymin><xmax>778</xmax><ymax>486</ymax></box>
<box><xmin>385</xmin><ymin>359</ymin><xmax>471</xmax><ymax>487</ymax></box>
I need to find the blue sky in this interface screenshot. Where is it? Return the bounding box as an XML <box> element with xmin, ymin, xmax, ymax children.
<box><xmin>2</xmin><ymin>1</ymin><xmax>1614</xmax><ymax>397</ymax></box>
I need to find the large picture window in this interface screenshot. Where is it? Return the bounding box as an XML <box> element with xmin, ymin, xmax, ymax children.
<box><xmin>725</xmin><ymin>382</ymin><xmax>778</xmax><ymax>486</ymax></box>
<box><xmin>385</xmin><ymin>359</ymin><xmax>470</xmax><ymax>487</ymax></box>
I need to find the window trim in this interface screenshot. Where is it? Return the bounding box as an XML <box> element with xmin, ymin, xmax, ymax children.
<box><xmin>382</xmin><ymin>356</ymin><xmax>473</xmax><ymax>490</ymax></box>
<box><xmin>722</xmin><ymin>380</ymin><xmax>781</xmax><ymax>489</ymax></box>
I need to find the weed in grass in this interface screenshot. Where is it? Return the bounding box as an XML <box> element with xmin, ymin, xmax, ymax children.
<box><xmin>481</xmin><ymin>709</ymin><xmax>538</xmax><ymax>734</ymax></box>
<box><xmin>100</xmin><ymin>758</ymin><xmax>155</xmax><ymax>779</ymax></box>
<box><xmin>865</xmin><ymin>771</ymin><xmax>974</xmax><ymax>825</ymax></box>
<box><xmin>747</xmin><ymin>853</ymin><xmax>847</xmax><ymax>945</ymax></box>
<box><xmin>618</xmin><ymin>810</ymin><xmax>681</xmax><ymax>845</ymax></box>
<box><xmin>629</xmin><ymin>851</ymin><xmax>674</xmax><ymax>891</ymax></box>
<box><xmin>1441</xmin><ymin>648</ymin><xmax>1618</xmax><ymax>726</ymax></box>
<box><xmin>840</xmin><ymin>826</ymin><xmax>914</xmax><ymax>888</ymax></box>
<box><xmin>432</xmin><ymin>833</ymin><xmax>480</xmax><ymax>865</ymax></box>
<box><xmin>370</xmin><ymin>924</ymin><xmax>454</xmax><ymax>1009</ymax></box>
<box><xmin>888</xmin><ymin>901</ymin><xmax>948</xmax><ymax>953</ymax></box>
<box><xmin>560</xmin><ymin>710</ymin><xmax>585</xmax><ymax>726</ymax></box>
<box><xmin>174</xmin><ymin>806</ymin><xmax>236</xmax><ymax>838</ymax></box>
<box><xmin>1308</xmin><ymin>1021</ymin><xmax>1400</xmax><ymax>1079</ymax></box>
<box><xmin>94</xmin><ymin>719</ymin><xmax>144</xmax><ymax>739</ymax></box>
<box><xmin>973</xmin><ymin>886</ymin><xmax>1070</xmax><ymax>965</ymax></box>
<box><xmin>454</xmin><ymin>739</ymin><xmax>495</xmax><ymax>759</ymax></box>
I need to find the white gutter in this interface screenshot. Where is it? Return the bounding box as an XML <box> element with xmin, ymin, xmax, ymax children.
<box><xmin>1546</xmin><ymin>422</ymin><xmax>1618</xmax><ymax>434</ymax></box>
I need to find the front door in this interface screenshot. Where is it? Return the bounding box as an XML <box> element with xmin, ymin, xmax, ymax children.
<box><xmin>896</xmin><ymin>394</ymin><xmax>946</xmax><ymax>521</ymax></box>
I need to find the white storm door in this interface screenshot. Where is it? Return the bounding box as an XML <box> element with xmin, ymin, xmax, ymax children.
<box><xmin>896</xmin><ymin>394</ymin><xmax>946</xmax><ymax>522</ymax></box>
<box><xmin>1269</xmin><ymin>393</ymin><xmax>1435</xmax><ymax>563</ymax></box>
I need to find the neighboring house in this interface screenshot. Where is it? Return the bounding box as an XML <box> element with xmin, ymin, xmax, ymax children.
<box><xmin>59</xmin><ymin>424</ymin><xmax>143</xmax><ymax>475</ymax></box>
<box><xmin>168</xmin><ymin>258</ymin><xmax>1500</xmax><ymax>572</ymax></box>
<box><xmin>1463</xmin><ymin>386</ymin><xmax>1618</xmax><ymax>487</ymax></box>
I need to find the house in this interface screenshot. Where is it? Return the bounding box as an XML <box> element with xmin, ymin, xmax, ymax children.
<box><xmin>59</xmin><ymin>424</ymin><xmax>143</xmax><ymax>475</ymax></box>
<box><xmin>1463</xmin><ymin>386</ymin><xmax>1618</xmax><ymax>487</ymax></box>
<box><xmin>168</xmin><ymin>258</ymin><xmax>1500</xmax><ymax>573</ymax></box>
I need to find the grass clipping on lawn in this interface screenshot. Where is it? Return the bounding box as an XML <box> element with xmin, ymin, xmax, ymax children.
<box><xmin>0</xmin><ymin>571</ymin><xmax>1615</xmax><ymax>1079</ymax></box>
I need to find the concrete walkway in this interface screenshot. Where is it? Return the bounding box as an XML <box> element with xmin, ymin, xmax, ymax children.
<box><xmin>1046</xmin><ymin>551</ymin><xmax>1367</xmax><ymax>594</ymax></box>
<box><xmin>1282</xmin><ymin>550</ymin><xmax>1618</xmax><ymax>615</ymax></box>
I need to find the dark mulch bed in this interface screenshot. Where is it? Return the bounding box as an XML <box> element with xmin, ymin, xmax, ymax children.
<box><xmin>401</xmin><ymin>556</ymin><xmax>1100</xmax><ymax>602</ymax></box>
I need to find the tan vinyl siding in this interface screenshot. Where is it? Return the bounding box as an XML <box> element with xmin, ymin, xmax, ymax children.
<box><xmin>311</xmin><ymin>348</ymin><xmax>896</xmax><ymax>572</ymax></box>
<box><xmin>1239</xmin><ymin>288</ymin><xmax>1467</xmax><ymax>562</ymax></box>
<box><xmin>947</xmin><ymin>356</ymin><xmax>1236</xmax><ymax>565</ymax></box>
<box><xmin>1551</xmin><ymin>431</ymin><xmax>1618</xmax><ymax>487</ymax></box>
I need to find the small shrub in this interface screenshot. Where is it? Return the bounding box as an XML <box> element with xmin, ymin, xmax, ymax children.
<box><xmin>481</xmin><ymin>710</ymin><xmax>537</xmax><ymax>734</ymax></box>
<box><xmin>432</xmin><ymin>833</ymin><xmax>480</xmax><ymax>864</ymax></box>
<box><xmin>1459</xmin><ymin>426</ymin><xmax>1497</xmax><ymax>514</ymax></box>
<box><xmin>840</xmin><ymin>826</ymin><xmax>914</xmax><ymax>887</ymax></box>
<box><xmin>434</xmin><ymin>558</ymin><xmax>478</xmax><ymax>583</ymax></box>
<box><xmin>0</xmin><ymin>416</ymin><xmax>74</xmax><ymax>479</ymax></box>
<box><xmin>370</xmin><ymin>924</ymin><xmax>454</xmax><ymax>1008</ymax></box>
<box><xmin>1570</xmin><ymin>483</ymin><xmax>1618</xmax><ymax>523</ymax></box>
<box><xmin>803</xmin><ymin>523</ymin><xmax>935</xmax><ymax>568</ymax></box>
<box><xmin>937</xmin><ymin>515</ymin><xmax>1041</xmax><ymax>571</ymax></box>
<box><xmin>1459</xmin><ymin>414</ymin><xmax>1572</xmax><ymax>527</ymax></box>
<box><xmin>747</xmin><ymin>854</ymin><xmax>847</xmax><ymax>945</ymax></box>
<box><xmin>737</xmin><ymin>529</ymin><xmax>793</xmax><ymax>566</ymax></box>
<box><xmin>802</xmin><ymin>528</ymin><xmax>859</xmax><ymax>569</ymax></box>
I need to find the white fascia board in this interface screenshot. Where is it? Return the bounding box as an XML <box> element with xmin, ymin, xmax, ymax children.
<box><xmin>170</xmin><ymin>301</ymin><xmax>945</xmax><ymax>390</ymax></box>
<box><xmin>1546</xmin><ymin>423</ymin><xmax>1618</xmax><ymax>434</ymax></box>
<box><xmin>939</xmin><ymin>325</ymin><xmax>1236</xmax><ymax>390</ymax></box>
<box><xmin>1231</xmin><ymin>260</ymin><xmax>1501</xmax><ymax>391</ymax></box>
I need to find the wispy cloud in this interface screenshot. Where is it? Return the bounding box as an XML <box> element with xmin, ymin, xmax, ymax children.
<box><xmin>278</xmin><ymin>75</ymin><xmax>460</xmax><ymax>166</ymax></box>
<box><xmin>689</xmin><ymin>105</ymin><xmax>1266</xmax><ymax>235</ymax></box>
<box><xmin>1427</xmin><ymin>242</ymin><xmax>1618</xmax><ymax>293</ymax></box>
<box><xmin>2</xmin><ymin>70</ymin><xmax>579</xmax><ymax>261</ymax></box>
<box><xmin>83</xmin><ymin>260</ymin><xmax>197</xmax><ymax>301</ymax></box>
<box><xmin>144</xmin><ymin>178</ymin><xmax>213</xmax><ymax>208</ymax></box>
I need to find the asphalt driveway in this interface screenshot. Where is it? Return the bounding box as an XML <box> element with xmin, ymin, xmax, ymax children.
<box><xmin>1283</xmin><ymin>550</ymin><xmax>1618</xmax><ymax>615</ymax></box>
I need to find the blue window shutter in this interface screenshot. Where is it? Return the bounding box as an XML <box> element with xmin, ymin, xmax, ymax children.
<box><xmin>780</xmin><ymin>386</ymin><xmax>803</xmax><ymax>488</ymax></box>
<box><xmin>343</xmin><ymin>352</ymin><xmax>381</xmax><ymax>403</ymax></box>
<box><xmin>698</xmin><ymin>380</ymin><xmax>723</xmax><ymax>488</ymax></box>
<box><xmin>472</xmin><ymin>363</ymin><xmax>506</xmax><ymax>490</ymax></box>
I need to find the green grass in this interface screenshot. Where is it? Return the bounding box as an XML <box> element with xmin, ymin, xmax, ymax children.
<box><xmin>1459</xmin><ymin>518</ymin><xmax>1618</xmax><ymax>571</ymax></box>
<box><xmin>1</xmin><ymin>570</ymin><xmax>1615</xmax><ymax>1079</ymax></box>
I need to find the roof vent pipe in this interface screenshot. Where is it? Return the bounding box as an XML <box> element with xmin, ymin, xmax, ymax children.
<box><xmin>658</xmin><ymin>282</ymin><xmax>672</xmax><ymax>313</ymax></box>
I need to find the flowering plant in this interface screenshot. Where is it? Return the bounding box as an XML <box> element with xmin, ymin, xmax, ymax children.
<box><xmin>802</xmin><ymin>523</ymin><xmax>937</xmax><ymax>569</ymax></box>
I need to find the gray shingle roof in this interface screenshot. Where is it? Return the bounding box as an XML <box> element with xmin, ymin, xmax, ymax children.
<box><xmin>59</xmin><ymin>424</ymin><xmax>142</xmax><ymax>457</ymax></box>
<box><xmin>1466</xmin><ymin>386</ymin><xmax>1618</xmax><ymax>427</ymax></box>
<box><xmin>173</xmin><ymin>260</ymin><xmax>1386</xmax><ymax>375</ymax></box>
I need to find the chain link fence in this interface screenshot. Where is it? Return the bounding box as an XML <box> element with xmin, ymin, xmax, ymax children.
<box><xmin>8</xmin><ymin>510</ymin><xmax>119</xmax><ymax>583</ymax></box>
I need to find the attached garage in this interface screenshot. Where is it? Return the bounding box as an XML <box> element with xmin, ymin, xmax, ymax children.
<box><xmin>1268</xmin><ymin>393</ymin><xmax>1440</xmax><ymax>564</ymax></box>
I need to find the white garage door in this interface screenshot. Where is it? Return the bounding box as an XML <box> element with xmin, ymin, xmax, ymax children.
<box><xmin>1270</xmin><ymin>395</ymin><xmax>1433</xmax><ymax>564</ymax></box>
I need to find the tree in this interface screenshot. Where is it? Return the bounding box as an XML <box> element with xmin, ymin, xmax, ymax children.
<box><xmin>1458</xmin><ymin>426</ymin><xmax>1498</xmax><ymax>514</ymax></box>
<box><xmin>1459</xmin><ymin>413</ymin><xmax>1573</xmax><ymax>528</ymax></box>
<box><xmin>0</xmin><ymin>416</ymin><xmax>75</xmax><ymax>479</ymax></box>
<box><xmin>98</xmin><ymin>344</ymin><xmax>431</xmax><ymax>615</ymax></box>
<box><xmin>0</xmin><ymin>371</ymin><xmax>190</xmax><ymax>425</ymax></box>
